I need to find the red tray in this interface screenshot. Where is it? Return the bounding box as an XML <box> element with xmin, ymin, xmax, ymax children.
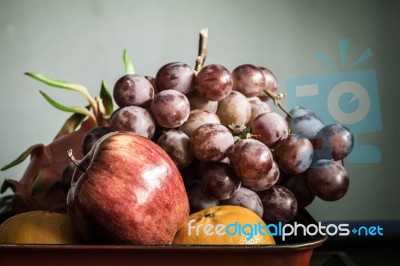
<box><xmin>0</xmin><ymin>242</ymin><xmax>325</xmax><ymax>266</ymax></box>
<box><xmin>0</xmin><ymin>209</ymin><xmax>327</xmax><ymax>266</ymax></box>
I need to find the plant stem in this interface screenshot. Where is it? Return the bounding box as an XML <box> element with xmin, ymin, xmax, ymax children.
<box><xmin>194</xmin><ymin>28</ymin><xmax>208</xmax><ymax>75</ymax></box>
<box><xmin>263</xmin><ymin>89</ymin><xmax>292</xmax><ymax>118</ymax></box>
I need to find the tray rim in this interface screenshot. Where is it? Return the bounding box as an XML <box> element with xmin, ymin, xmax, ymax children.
<box><xmin>0</xmin><ymin>235</ymin><xmax>328</xmax><ymax>252</ymax></box>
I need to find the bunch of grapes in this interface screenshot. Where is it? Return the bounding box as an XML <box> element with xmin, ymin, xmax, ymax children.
<box><xmin>73</xmin><ymin>59</ymin><xmax>354</xmax><ymax>225</ymax></box>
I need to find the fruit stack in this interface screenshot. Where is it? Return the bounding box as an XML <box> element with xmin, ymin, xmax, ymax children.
<box><xmin>0</xmin><ymin>29</ymin><xmax>353</xmax><ymax>246</ymax></box>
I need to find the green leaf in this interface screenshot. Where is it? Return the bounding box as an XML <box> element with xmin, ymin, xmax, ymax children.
<box><xmin>39</xmin><ymin>90</ymin><xmax>96</xmax><ymax>122</ymax></box>
<box><xmin>123</xmin><ymin>49</ymin><xmax>135</xmax><ymax>75</ymax></box>
<box><xmin>1</xmin><ymin>144</ymin><xmax>44</xmax><ymax>171</ymax></box>
<box><xmin>25</xmin><ymin>72</ymin><xmax>98</xmax><ymax>113</ymax></box>
<box><xmin>26</xmin><ymin>72</ymin><xmax>89</xmax><ymax>96</ymax></box>
<box><xmin>54</xmin><ymin>110</ymin><xmax>89</xmax><ymax>140</ymax></box>
<box><xmin>100</xmin><ymin>80</ymin><xmax>114</xmax><ymax>116</ymax></box>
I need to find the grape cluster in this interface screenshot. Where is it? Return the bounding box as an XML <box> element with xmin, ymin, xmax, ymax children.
<box><xmin>76</xmin><ymin>62</ymin><xmax>354</xmax><ymax>224</ymax></box>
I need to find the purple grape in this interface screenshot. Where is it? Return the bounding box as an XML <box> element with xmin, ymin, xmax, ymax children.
<box><xmin>242</xmin><ymin>161</ymin><xmax>280</xmax><ymax>192</ymax></box>
<box><xmin>259</xmin><ymin>185</ymin><xmax>298</xmax><ymax>223</ymax></box>
<box><xmin>257</xmin><ymin>66</ymin><xmax>278</xmax><ymax>101</ymax></box>
<box><xmin>201</xmin><ymin>162</ymin><xmax>241</xmax><ymax>200</ymax></box>
<box><xmin>179</xmin><ymin>109</ymin><xmax>220</xmax><ymax>137</ymax></box>
<box><xmin>144</xmin><ymin>75</ymin><xmax>158</xmax><ymax>94</ymax></box>
<box><xmin>282</xmin><ymin>173</ymin><xmax>315</xmax><ymax>208</ymax></box>
<box><xmin>155</xmin><ymin>62</ymin><xmax>195</xmax><ymax>95</ymax></box>
<box><xmin>150</xmin><ymin>89</ymin><xmax>190</xmax><ymax>128</ymax></box>
<box><xmin>313</xmin><ymin>124</ymin><xmax>354</xmax><ymax>160</ymax></box>
<box><xmin>288</xmin><ymin>106</ymin><xmax>314</xmax><ymax>118</ymax></box>
<box><xmin>229</xmin><ymin>139</ymin><xmax>273</xmax><ymax>181</ymax></box>
<box><xmin>82</xmin><ymin>126</ymin><xmax>110</xmax><ymax>155</ymax></box>
<box><xmin>232</xmin><ymin>64</ymin><xmax>266</xmax><ymax>97</ymax></box>
<box><xmin>186</xmin><ymin>90</ymin><xmax>218</xmax><ymax>113</ymax></box>
<box><xmin>288</xmin><ymin>106</ymin><xmax>324</xmax><ymax>140</ymax></box>
<box><xmin>191</xmin><ymin>157</ymin><xmax>230</xmax><ymax>179</ymax></box>
<box><xmin>110</xmin><ymin>106</ymin><xmax>156</xmax><ymax>138</ymax></box>
<box><xmin>195</xmin><ymin>64</ymin><xmax>233</xmax><ymax>101</ymax></box>
<box><xmin>113</xmin><ymin>74</ymin><xmax>154</xmax><ymax>109</ymax></box>
<box><xmin>191</xmin><ymin>123</ymin><xmax>234</xmax><ymax>162</ymax></box>
<box><xmin>248</xmin><ymin>97</ymin><xmax>271</xmax><ymax>123</ymax></box>
<box><xmin>221</xmin><ymin>187</ymin><xmax>264</xmax><ymax>217</ymax></box>
<box><xmin>274</xmin><ymin>134</ymin><xmax>314</xmax><ymax>175</ymax></box>
<box><xmin>186</xmin><ymin>181</ymin><xmax>220</xmax><ymax>214</ymax></box>
<box><xmin>307</xmin><ymin>159</ymin><xmax>349</xmax><ymax>201</ymax></box>
<box><xmin>216</xmin><ymin>91</ymin><xmax>251</xmax><ymax>127</ymax></box>
<box><xmin>157</xmin><ymin>129</ymin><xmax>193</xmax><ymax>169</ymax></box>
<box><xmin>251</xmin><ymin>112</ymin><xmax>289</xmax><ymax>149</ymax></box>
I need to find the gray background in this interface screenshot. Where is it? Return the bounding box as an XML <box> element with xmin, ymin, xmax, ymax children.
<box><xmin>0</xmin><ymin>0</ymin><xmax>399</xmax><ymax>221</ymax></box>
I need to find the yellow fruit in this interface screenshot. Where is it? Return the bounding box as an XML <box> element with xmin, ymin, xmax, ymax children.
<box><xmin>173</xmin><ymin>205</ymin><xmax>276</xmax><ymax>245</ymax></box>
<box><xmin>0</xmin><ymin>210</ymin><xmax>82</xmax><ymax>244</ymax></box>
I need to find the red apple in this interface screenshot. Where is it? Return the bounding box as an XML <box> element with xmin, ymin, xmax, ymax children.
<box><xmin>67</xmin><ymin>131</ymin><xmax>189</xmax><ymax>244</ymax></box>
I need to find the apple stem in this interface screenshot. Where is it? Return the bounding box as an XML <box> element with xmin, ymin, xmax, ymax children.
<box><xmin>66</xmin><ymin>149</ymin><xmax>87</xmax><ymax>172</ymax></box>
<box><xmin>194</xmin><ymin>28</ymin><xmax>208</xmax><ymax>75</ymax></box>
<box><xmin>263</xmin><ymin>89</ymin><xmax>292</xmax><ymax>118</ymax></box>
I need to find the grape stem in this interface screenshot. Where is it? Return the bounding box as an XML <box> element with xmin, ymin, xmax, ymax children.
<box><xmin>263</xmin><ymin>89</ymin><xmax>292</xmax><ymax>118</ymax></box>
<box><xmin>66</xmin><ymin>149</ymin><xmax>87</xmax><ymax>172</ymax></box>
<box><xmin>194</xmin><ymin>28</ymin><xmax>208</xmax><ymax>75</ymax></box>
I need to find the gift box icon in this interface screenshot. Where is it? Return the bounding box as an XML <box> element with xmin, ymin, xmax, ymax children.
<box><xmin>286</xmin><ymin>40</ymin><xmax>382</xmax><ymax>163</ymax></box>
